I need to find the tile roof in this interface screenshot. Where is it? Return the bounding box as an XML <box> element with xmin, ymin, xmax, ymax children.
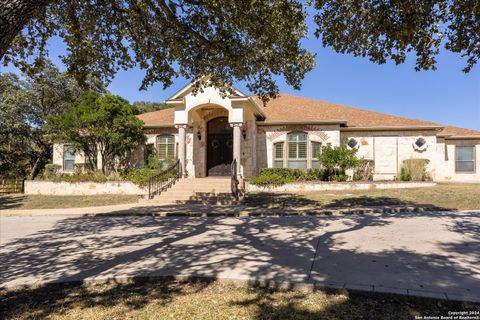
<box><xmin>137</xmin><ymin>107</ymin><xmax>174</xmax><ymax>126</ymax></box>
<box><xmin>136</xmin><ymin>93</ymin><xmax>480</xmax><ymax>137</ymax></box>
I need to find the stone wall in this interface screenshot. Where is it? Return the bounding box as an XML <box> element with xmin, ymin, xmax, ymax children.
<box><xmin>246</xmin><ymin>181</ymin><xmax>437</xmax><ymax>193</ymax></box>
<box><xmin>255</xmin><ymin>124</ymin><xmax>341</xmax><ymax>175</ymax></box>
<box><xmin>25</xmin><ymin>180</ymin><xmax>147</xmax><ymax>195</ymax></box>
<box><xmin>340</xmin><ymin>130</ymin><xmax>438</xmax><ymax>181</ymax></box>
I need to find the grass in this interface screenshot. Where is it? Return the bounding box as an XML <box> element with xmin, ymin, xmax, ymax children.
<box><xmin>0</xmin><ymin>194</ymin><xmax>139</xmax><ymax>210</ymax></box>
<box><xmin>244</xmin><ymin>183</ymin><xmax>480</xmax><ymax>210</ymax></box>
<box><xmin>0</xmin><ymin>278</ymin><xmax>478</xmax><ymax>320</ymax></box>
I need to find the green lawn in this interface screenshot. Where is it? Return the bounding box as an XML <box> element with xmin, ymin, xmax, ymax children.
<box><xmin>244</xmin><ymin>183</ymin><xmax>480</xmax><ymax>210</ymax></box>
<box><xmin>0</xmin><ymin>279</ymin><xmax>477</xmax><ymax>320</ymax></box>
<box><xmin>0</xmin><ymin>194</ymin><xmax>139</xmax><ymax>210</ymax></box>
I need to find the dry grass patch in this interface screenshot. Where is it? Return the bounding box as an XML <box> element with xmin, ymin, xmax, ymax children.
<box><xmin>0</xmin><ymin>194</ymin><xmax>139</xmax><ymax>210</ymax></box>
<box><xmin>245</xmin><ymin>183</ymin><xmax>480</xmax><ymax>210</ymax></box>
<box><xmin>1</xmin><ymin>278</ymin><xmax>478</xmax><ymax>320</ymax></box>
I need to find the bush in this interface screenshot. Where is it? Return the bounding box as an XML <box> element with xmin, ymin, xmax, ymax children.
<box><xmin>249</xmin><ymin>168</ymin><xmax>328</xmax><ymax>186</ymax></box>
<box><xmin>44</xmin><ymin>164</ymin><xmax>61</xmax><ymax>179</ymax></box>
<box><xmin>74</xmin><ymin>163</ymin><xmax>89</xmax><ymax>174</ymax></box>
<box><xmin>51</xmin><ymin>171</ymin><xmax>110</xmax><ymax>183</ymax></box>
<box><xmin>400</xmin><ymin>159</ymin><xmax>430</xmax><ymax>181</ymax></box>
<box><xmin>319</xmin><ymin>144</ymin><xmax>360</xmax><ymax>181</ymax></box>
<box><xmin>353</xmin><ymin>160</ymin><xmax>374</xmax><ymax>181</ymax></box>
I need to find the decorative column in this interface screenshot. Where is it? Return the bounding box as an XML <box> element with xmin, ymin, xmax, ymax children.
<box><xmin>176</xmin><ymin>124</ymin><xmax>187</xmax><ymax>177</ymax></box>
<box><xmin>231</xmin><ymin>123</ymin><xmax>243</xmax><ymax>176</ymax></box>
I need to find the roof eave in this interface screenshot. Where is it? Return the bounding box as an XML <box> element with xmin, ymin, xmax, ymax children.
<box><xmin>341</xmin><ymin>125</ymin><xmax>444</xmax><ymax>132</ymax></box>
<box><xmin>256</xmin><ymin>120</ymin><xmax>347</xmax><ymax>126</ymax></box>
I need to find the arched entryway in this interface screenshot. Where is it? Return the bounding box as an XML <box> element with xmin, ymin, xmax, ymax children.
<box><xmin>207</xmin><ymin>117</ymin><xmax>233</xmax><ymax>176</ymax></box>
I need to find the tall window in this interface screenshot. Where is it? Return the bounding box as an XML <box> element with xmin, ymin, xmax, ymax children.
<box><xmin>311</xmin><ymin>141</ymin><xmax>322</xmax><ymax>169</ymax></box>
<box><xmin>273</xmin><ymin>142</ymin><xmax>284</xmax><ymax>168</ymax></box>
<box><xmin>156</xmin><ymin>134</ymin><xmax>175</xmax><ymax>160</ymax></box>
<box><xmin>455</xmin><ymin>146</ymin><xmax>475</xmax><ymax>172</ymax></box>
<box><xmin>287</xmin><ymin>132</ymin><xmax>307</xmax><ymax>169</ymax></box>
<box><xmin>63</xmin><ymin>145</ymin><xmax>75</xmax><ymax>171</ymax></box>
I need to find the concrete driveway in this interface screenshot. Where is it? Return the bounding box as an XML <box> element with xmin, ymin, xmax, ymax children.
<box><xmin>0</xmin><ymin>209</ymin><xmax>479</xmax><ymax>302</ymax></box>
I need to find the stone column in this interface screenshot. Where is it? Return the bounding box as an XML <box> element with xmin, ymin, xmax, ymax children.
<box><xmin>231</xmin><ymin>123</ymin><xmax>243</xmax><ymax>176</ymax></box>
<box><xmin>176</xmin><ymin>124</ymin><xmax>187</xmax><ymax>177</ymax></box>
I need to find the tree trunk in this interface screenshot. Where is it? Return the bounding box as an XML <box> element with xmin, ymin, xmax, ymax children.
<box><xmin>0</xmin><ymin>0</ymin><xmax>51</xmax><ymax>59</ymax></box>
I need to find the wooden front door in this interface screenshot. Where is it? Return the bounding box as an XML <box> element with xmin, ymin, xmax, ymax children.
<box><xmin>207</xmin><ymin>117</ymin><xmax>233</xmax><ymax>176</ymax></box>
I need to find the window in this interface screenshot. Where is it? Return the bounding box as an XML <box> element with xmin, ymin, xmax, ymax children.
<box><xmin>63</xmin><ymin>145</ymin><xmax>75</xmax><ymax>171</ymax></box>
<box><xmin>311</xmin><ymin>142</ymin><xmax>322</xmax><ymax>169</ymax></box>
<box><xmin>156</xmin><ymin>134</ymin><xmax>175</xmax><ymax>160</ymax></box>
<box><xmin>287</xmin><ymin>132</ymin><xmax>307</xmax><ymax>169</ymax></box>
<box><xmin>455</xmin><ymin>146</ymin><xmax>475</xmax><ymax>172</ymax></box>
<box><xmin>273</xmin><ymin>142</ymin><xmax>284</xmax><ymax>168</ymax></box>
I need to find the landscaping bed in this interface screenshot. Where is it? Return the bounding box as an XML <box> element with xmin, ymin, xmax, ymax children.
<box><xmin>1</xmin><ymin>278</ymin><xmax>477</xmax><ymax>320</ymax></box>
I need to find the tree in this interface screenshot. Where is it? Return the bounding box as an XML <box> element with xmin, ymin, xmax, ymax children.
<box><xmin>46</xmin><ymin>92</ymin><xmax>146</xmax><ymax>174</ymax></box>
<box><xmin>0</xmin><ymin>61</ymin><xmax>93</xmax><ymax>179</ymax></box>
<box><xmin>1</xmin><ymin>1</ymin><xmax>478</xmax><ymax>100</ymax></box>
<box><xmin>133</xmin><ymin>101</ymin><xmax>172</xmax><ymax>114</ymax></box>
<box><xmin>1</xmin><ymin>0</ymin><xmax>315</xmax><ymax>102</ymax></box>
<box><xmin>313</xmin><ymin>0</ymin><xmax>480</xmax><ymax>73</ymax></box>
<box><xmin>319</xmin><ymin>144</ymin><xmax>360</xmax><ymax>180</ymax></box>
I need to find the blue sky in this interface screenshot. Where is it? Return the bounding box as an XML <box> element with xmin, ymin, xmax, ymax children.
<box><xmin>2</xmin><ymin>17</ymin><xmax>479</xmax><ymax>130</ymax></box>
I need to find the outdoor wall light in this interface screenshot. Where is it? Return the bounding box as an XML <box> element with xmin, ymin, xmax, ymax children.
<box><xmin>242</xmin><ymin>128</ymin><xmax>247</xmax><ymax>139</ymax></box>
<box><xmin>197</xmin><ymin>130</ymin><xmax>202</xmax><ymax>140</ymax></box>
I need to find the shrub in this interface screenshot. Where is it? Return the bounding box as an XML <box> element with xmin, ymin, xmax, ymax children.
<box><xmin>249</xmin><ymin>168</ymin><xmax>328</xmax><ymax>186</ymax></box>
<box><xmin>51</xmin><ymin>171</ymin><xmax>110</xmax><ymax>183</ymax></box>
<box><xmin>44</xmin><ymin>164</ymin><xmax>61</xmax><ymax>179</ymax></box>
<box><xmin>73</xmin><ymin>163</ymin><xmax>89</xmax><ymax>174</ymax></box>
<box><xmin>353</xmin><ymin>160</ymin><xmax>374</xmax><ymax>181</ymax></box>
<box><xmin>400</xmin><ymin>159</ymin><xmax>430</xmax><ymax>181</ymax></box>
<box><xmin>319</xmin><ymin>144</ymin><xmax>360</xmax><ymax>181</ymax></box>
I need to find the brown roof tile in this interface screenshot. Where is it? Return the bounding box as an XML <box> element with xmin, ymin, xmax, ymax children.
<box><xmin>254</xmin><ymin>93</ymin><xmax>439</xmax><ymax>127</ymax></box>
<box><xmin>137</xmin><ymin>93</ymin><xmax>480</xmax><ymax>137</ymax></box>
<box><xmin>137</xmin><ymin>108</ymin><xmax>174</xmax><ymax>126</ymax></box>
<box><xmin>440</xmin><ymin>126</ymin><xmax>480</xmax><ymax>137</ymax></box>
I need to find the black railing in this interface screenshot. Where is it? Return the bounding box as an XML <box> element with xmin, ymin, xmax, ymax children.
<box><xmin>148</xmin><ymin>159</ymin><xmax>181</xmax><ymax>199</ymax></box>
<box><xmin>231</xmin><ymin>159</ymin><xmax>240</xmax><ymax>200</ymax></box>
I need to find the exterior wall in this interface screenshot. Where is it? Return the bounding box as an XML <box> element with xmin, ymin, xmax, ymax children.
<box><xmin>435</xmin><ymin>139</ymin><xmax>480</xmax><ymax>182</ymax></box>
<box><xmin>52</xmin><ymin>143</ymin><xmax>87</xmax><ymax>172</ymax></box>
<box><xmin>255</xmin><ymin>124</ymin><xmax>341</xmax><ymax>175</ymax></box>
<box><xmin>25</xmin><ymin>180</ymin><xmax>147</xmax><ymax>195</ymax></box>
<box><xmin>340</xmin><ymin>130</ymin><xmax>438</xmax><ymax>180</ymax></box>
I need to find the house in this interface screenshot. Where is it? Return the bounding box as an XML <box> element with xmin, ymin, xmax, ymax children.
<box><xmin>53</xmin><ymin>79</ymin><xmax>480</xmax><ymax>182</ymax></box>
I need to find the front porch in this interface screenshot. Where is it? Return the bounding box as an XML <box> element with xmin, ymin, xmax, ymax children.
<box><xmin>162</xmin><ymin>82</ymin><xmax>264</xmax><ymax>179</ymax></box>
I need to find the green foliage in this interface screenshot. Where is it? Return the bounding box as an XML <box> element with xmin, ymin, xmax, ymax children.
<box><xmin>43</xmin><ymin>164</ymin><xmax>61</xmax><ymax>179</ymax></box>
<box><xmin>353</xmin><ymin>160</ymin><xmax>375</xmax><ymax>181</ymax></box>
<box><xmin>46</xmin><ymin>92</ymin><xmax>145</xmax><ymax>174</ymax></box>
<box><xmin>133</xmin><ymin>101</ymin><xmax>172</xmax><ymax>114</ymax></box>
<box><xmin>313</xmin><ymin>0</ymin><xmax>479</xmax><ymax>73</ymax></box>
<box><xmin>249</xmin><ymin>168</ymin><xmax>328</xmax><ymax>186</ymax></box>
<box><xmin>319</xmin><ymin>144</ymin><xmax>360</xmax><ymax>181</ymax></box>
<box><xmin>4</xmin><ymin>1</ymin><xmax>316</xmax><ymax>102</ymax></box>
<box><xmin>0</xmin><ymin>62</ymin><xmax>100</xmax><ymax>179</ymax></box>
<box><xmin>400</xmin><ymin>159</ymin><xmax>431</xmax><ymax>181</ymax></box>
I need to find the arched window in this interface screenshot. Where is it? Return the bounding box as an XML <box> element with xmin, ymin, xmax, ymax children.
<box><xmin>156</xmin><ymin>134</ymin><xmax>175</xmax><ymax>160</ymax></box>
<box><xmin>287</xmin><ymin>132</ymin><xmax>307</xmax><ymax>169</ymax></box>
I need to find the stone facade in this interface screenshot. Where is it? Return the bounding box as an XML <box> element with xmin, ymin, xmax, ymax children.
<box><xmin>52</xmin><ymin>79</ymin><xmax>480</xmax><ymax>183</ymax></box>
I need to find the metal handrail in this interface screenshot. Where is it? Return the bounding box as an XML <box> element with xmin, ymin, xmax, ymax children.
<box><xmin>148</xmin><ymin>159</ymin><xmax>181</xmax><ymax>199</ymax></box>
<box><xmin>231</xmin><ymin>159</ymin><xmax>240</xmax><ymax>200</ymax></box>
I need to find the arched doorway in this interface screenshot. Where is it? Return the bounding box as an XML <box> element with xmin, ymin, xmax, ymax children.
<box><xmin>207</xmin><ymin>117</ymin><xmax>233</xmax><ymax>176</ymax></box>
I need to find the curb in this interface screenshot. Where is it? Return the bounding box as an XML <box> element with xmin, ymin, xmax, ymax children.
<box><xmin>0</xmin><ymin>204</ymin><xmax>452</xmax><ymax>218</ymax></box>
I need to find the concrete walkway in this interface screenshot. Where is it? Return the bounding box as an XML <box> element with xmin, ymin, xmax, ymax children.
<box><xmin>0</xmin><ymin>209</ymin><xmax>479</xmax><ymax>303</ymax></box>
